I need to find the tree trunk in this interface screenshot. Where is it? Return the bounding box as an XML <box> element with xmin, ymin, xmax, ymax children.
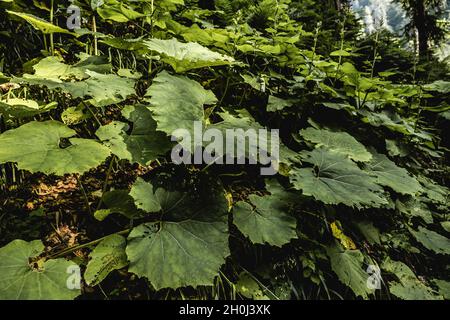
<box><xmin>414</xmin><ymin>0</ymin><xmax>429</xmax><ymax>57</ymax></box>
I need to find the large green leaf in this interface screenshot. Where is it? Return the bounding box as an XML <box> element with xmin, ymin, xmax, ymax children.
<box><xmin>289</xmin><ymin>148</ymin><xmax>387</xmax><ymax>208</ymax></box>
<box><xmin>0</xmin><ymin>240</ymin><xmax>80</xmax><ymax>300</ymax></box>
<box><xmin>409</xmin><ymin>226</ymin><xmax>450</xmax><ymax>255</ymax></box>
<box><xmin>126</xmin><ymin>179</ymin><xmax>229</xmax><ymax>289</ymax></box>
<box><xmin>59</xmin><ymin>71</ymin><xmax>136</xmax><ymax>107</ymax></box>
<box><xmin>359</xmin><ymin>110</ymin><xmax>432</xmax><ymax>141</ymax></box>
<box><xmin>417</xmin><ymin>176</ymin><xmax>449</xmax><ymax>205</ymax></box>
<box><xmin>96</xmin><ymin>105</ymin><xmax>171</xmax><ymax>165</ymax></box>
<box><xmin>143</xmin><ymin>38</ymin><xmax>234</xmax><ymax>72</ymax></box>
<box><xmin>233</xmin><ymin>194</ymin><xmax>297</xmax><ymax>247</ymax></box>
<box><xmin>16</xmin><ymin>58</ymin><xmax>135</xmax><ymax>107</ymax></box>
<box><xmin>84</xmin><ymin>234</ymin><xmax>128</xmax><ymax>286</ymax></box>
<box><xmin>129</xmin><ymin>177</ymin><xmax>163</xmax><ymax>213</ymax></box>
<box><xmin>0</xmin><ymin>121</ymin><xmax>110</xmax><ymax>175</ymax></box>
<box><xmin>354</xmin><ymin>221</ymin><xmax>381</xmax><ymax>245</ymax></box>
<box><xmin>96</xmin><ymin>0</ymin><xmax>145</xmax><ymax>23</ymax></box>
<box><xmin>267</xmin><ymin>96</ymin><xmax>295</xmax><ymax>112</ymax></box>
<box><xmin>365</xmin><ymin>151</ymin><xmax>422</xmax><ymax>195</ymax></box>
<box><xmin>0</xmin><ymin>98</ymin><xmax>57</xmax><ymax>118</ymax></box>
<box><xmin>145</xmin><ymin>71</ymin><xmax>217</xmax><ymax>145</ymax></box>
<box><xmin>432</xmin><ymin>279</ymin><xmax>450</xmax><ymax>299</ymax></box>
<box><xmin>395</xmin><ymin>199</ymin><xmax>433</xmax><ymax>224</ymax></box>
<box><xmin>98</xmin><ymin>189</ymin><xmax>143</xmax><ymax>220</ymax></box>
<box><xmin>210</xmin><ymin>111</ymin><xmax>279</xmax><ymax>166</ymax></box>
<box><xmin>326</xmin><ymin>243</ymin><xmax>374</xmax><ymax>299</ymax></box>
<box><xmin>299</xmin><ymin>127</ymin><xmax>372</xmax><ymax>162</ymax></box>
<box><xmin>6</xmin><ymin>10</ymin><xmax>75</xmax><ymax>35</ymax></box>
<box><xmin>382</xmin><ymin>258</ymin><xmax>443</xmax><ymax>300</ymax></box>
<box><xmin>423</xmin><ymin>80</ymin><xmax>450</xmax><ymax>93</ymax></box>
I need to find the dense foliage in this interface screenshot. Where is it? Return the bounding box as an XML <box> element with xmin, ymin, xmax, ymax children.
<box><xmin>0</xmin><ymin>0</ymin><xmax>449</xmax><ymax>300</ymax></box>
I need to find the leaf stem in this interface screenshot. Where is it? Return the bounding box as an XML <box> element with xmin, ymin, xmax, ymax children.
<box><xmin>96</xmin><ymin>155</ymin><xmax>116</xmax><ymax>211</ymax></box>
<box><xmin>77</xmin><ymin>174</ymin><xmax>92</xmax><ymax>216</ymax></box>
<box><xmin>48</xmin><ymin>229</ymin><xmax>131</xmax><ymax>259</ymax></box>
<box><xmin>50</xmin><ymin>0</ymin><xmax>54</xmax><ymax>55</ymax></box>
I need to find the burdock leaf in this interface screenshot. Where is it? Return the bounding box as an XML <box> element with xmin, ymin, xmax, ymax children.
<box><xmin>0</xmin><ymin>121</ymin><xmax>110</xmax><ymax>175</ymax></box>
<box><xmin>365</xmin><ymin>151</ymin><xmax>422</xmax><ymax>195</ymax></box>
<box><xmin>299</xmin><ymin>127</ymin><xmax>372</xmax><ymax>162</ymax></box>
<box><xmin>233</xmin><ymin>194</ymin><xmax>297</xmax><ymax>247</ymax></box>
<box><xmin>289</xmin><ymin>148</ymin><xmax>387</xmax><ymax>208</ymax></box>
<box><xmin>126</xmin><ymin>179</ymin><xmax>229</xmax><ymax>289</ymax></box>
<box><xmin>0</xmin><ymin>240</ymin><xmax>80</xmax><ymax>300</ymax></box>
<box><xmin>143</xmin><ymin>38</ymin><xmax>234</xmax><ymax>72</ymax></box>
<box><xmin>84</xmin><ymin>235</ymin><xmax>128</xmax><ymax>286</ymax></box>
<box><xmin>145</xmin><ymin>71</ymin><xmax>217</xmax><ymax>144</ymax></box>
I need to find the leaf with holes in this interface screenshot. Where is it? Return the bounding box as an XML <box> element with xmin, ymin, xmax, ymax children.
<box><xmin>0</xmin><ymin>121</ymin><xmax>110</xmax><ymax>175</ymax></box>
<box><xmin>0</xmin><ymin>240</ymin><xmax>80</xmax><ymax>300</ymax></box>
<box><xmin>126</xmin><ymin>179</ymin><xmax>229</xmax><ymax>289</ymax></box>
<box><xmin>84</xmin><ymin>234</ymin><xmax>128</xmax><ymax>286</ymax></box>
<box><xmin>0</xmin><ymin>98</ymin><xmax>57</xmax><ymax>119</ymax></box>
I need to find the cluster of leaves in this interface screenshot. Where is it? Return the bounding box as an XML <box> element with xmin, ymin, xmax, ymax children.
<box><xmin>0</xmin><ymin>0</ymin><xmax>449</xmax><ymax>300</ymax></box>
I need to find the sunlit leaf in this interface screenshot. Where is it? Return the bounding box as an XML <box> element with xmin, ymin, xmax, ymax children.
<box><xmin>0</xmin><ymin>121</ymin><xmax>110</xmax><ymax>175</ymax></box>
<box><xmin>0</xmin><ymin>240</ymin><xmax>80</xmax><ymax>300</ymax></box>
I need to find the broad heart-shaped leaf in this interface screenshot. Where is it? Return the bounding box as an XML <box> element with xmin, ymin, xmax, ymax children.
<box><xmin>16</xmin><ymin>58</ymin><xmax>135</xmax><ymax>108</ymax></box>
<box><xmin>0</xmin><ymin>98</ymin><xmax>57</xmax><ymax>118</ymax></box>
<box><xmin>0</xmin><ymin>240</ymin><xmax>80</xmax><ymax>300</ymax></box>
<box><xmin>22</xmin><ymin>56</ymin><xmax>111</xmax><ymax>82</ymax></box>
<box><xmin>84</xmin><ymin>234</ymin><xmax>128</xmax><ymax>286</ymax></box>
<box><xmin>0</xmin><ymin>121</ymin><xmax>110</xmax><ymax>175</ymax></box>
<box><xmin>96</xmin><ymin>105</ymin><xmax>171</xmax><ymax>165</ymax></box>
<box><xmin>145</xmin><ymin>71</ymin><xmax>217</xmax><ymax>144</ymax></box>
<box><xmin>409</xmin><ymin>226</ymin><xmax>450</xmax><ymax>255</ymax></box>
<box><xmin>382</xmin><ymin>258</ymin><xmax>443</xmax><ymax>300</ymax></box>
<box><xmin>6</xmin><ymin>10</ymin><xmax>75</xmax><ymax>35</ymax></box>
<box><xmin>326</xmin><ymin>243</ymin><xmax>374</xmax><ymax>299</ymax></box>
<box><xmin>233</xmin><ymin>194</ymin><xmax>297</xmax><ymax>247</ymax></box>
<box><xmin>129</xmin><ymin>177</ymin><xmax>162</xmax><ymax>212</ymax></box>
<box><xmin>57</xmin><ymin>71</ymin><xmax>136</xmax><ymax>107</ymax></box>
<box><xmin>364</xmin><ymin>151</ymin><xmax>422</xmax><ymax>195</ymax></box>
<box><xmin>143</xmin><ymin>38</ymin><xmax>234</xmax><ymax>72</ymax></box>
<box><xmin>209</xmin><ymin>110</ymin><xmax>280</xmax><ymax>169</ymax></box>
<box><xmin>299</xmin><ymin>127</ymin><xmax>372</xmax><ymax>162</ymax></box>
<box><xmin>126</xmin><ymin>179</ymin><xmax>229</xmax><ymax>290</ymax></box>
<box><xmin>289</xmin><ymin>148</ymin><xmax>387</xmax><ymax>208</ymax></box>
